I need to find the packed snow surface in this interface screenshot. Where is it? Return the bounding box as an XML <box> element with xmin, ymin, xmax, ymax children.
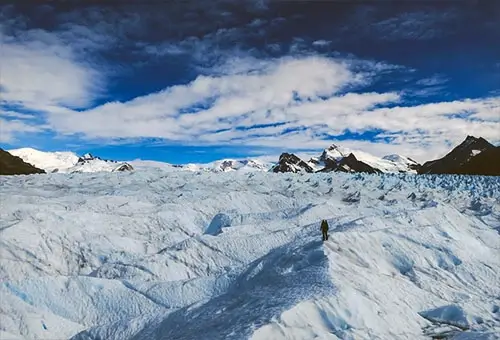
<box><xmin>1</xmin><ymin>171</ymin><xmax>499</xmax><ymax>340</ymax></box>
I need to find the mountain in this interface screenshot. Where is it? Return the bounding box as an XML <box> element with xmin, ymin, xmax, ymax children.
<box><xmin>274</xmin><ymin>145</ymin><xmax>420</xmax><ymax>174</ymax></box>
<box><xmin>319</xmin><ymin>153</ymin><xmax>382</xmax><ymax>174</ymax></box>
<box><xmin>0</xmin><ymin>148</ymin><xmax>46</xmax><ymax>175</ymax></box>
<box><xmin>206</xmin><ymin>159</ymin><xmax>273</xmax><ymax>173</ymax></box>
<box><xmin>8</xmin><ymin>148</ymin><xmax>134</xmax><ymax>174</ymax></box>
<box><xmin>131</xmin><ymin>159</ymin><xmax>273</xmax><ymax>173</ymax></box>
<box><xmin>382</xmin><ymin>154</ymin><xmax>421</xmax><ymax>172</ymax></box>
<box><xmin>419</xmin><ymin>136</ymin><xmax>499</xmax><ymax>175</ymax></box>
<box><xmin>7</xmin><ymin>148</ymin><xmax>272</xmax><ymax>174</ymax></box>
<box><xmin>270</xmin><ymin>153</ymin><xmax>314</xmax><ymax>173</ymax></box>
<box><xmin>8</xmin><ymin>148</ymin><xmax>79</xmax><ymax>173</ymax></box>
<box><xmin>68</xmin><ymin>152</ymin><xmax>135</xmax><ymax>173</ymax></box>
<box><xmin>310</xmin><ymin>144</ymin><xmax>421</xmax><ymax>173</ymax></box>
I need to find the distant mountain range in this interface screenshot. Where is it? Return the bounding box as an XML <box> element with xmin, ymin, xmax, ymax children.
<box><xmin>6</xmin><ymin>148</ymin><xmax>134</xmax><ymax>174</ymax></box>
<box><xmin>1</xmin><ymin>136</ymin><xmax>498</xmax><ymax>176</ymax></box>
<box><xmin>272</xmin><ymin>144</ymin><xmax>420</xmax><ymax>174</ymax></box>
<box><xmin>271</xmin><ymin>136</ymin><xmax>499</xmax><ymax>176</ymax></box>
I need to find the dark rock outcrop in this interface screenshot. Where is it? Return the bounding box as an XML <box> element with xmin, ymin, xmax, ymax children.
<box><xmin>77</xmin><ymin>153</ymin><xmax>114</xmax><ymax>164</ymax></box>
<box><xmin>320</xmin><ymin>153</ymin><xmax>382</xmax><ymax>174</ymax></box>
<box><xmin>0</xmin><ymin>148</ymin><xmax>45</xmax><ymax>175</ymax></box>
<box><xmin>271</xmin><ymin>153</ymin><xmax>313</xmax><ymax>173</ymax></box>
<box><xmin>419</xmin><ymin>136</ymin><xmax>499</xmax><ymax>175</ymax></box>
<box><xmin>113</xmin><ymin>163</ymin><xmax>134</xmax><ymax>172</ymax></box>
<box><xmin>452</xmin><ymin>147</ymin><xmax>500</xmax><ymax>176</ymax></box>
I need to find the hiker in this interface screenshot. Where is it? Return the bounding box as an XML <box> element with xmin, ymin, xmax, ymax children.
<box><xmin>321</xmin><ymin>219</ymin><xmax>329</xmax><ymax>241</ymax></box>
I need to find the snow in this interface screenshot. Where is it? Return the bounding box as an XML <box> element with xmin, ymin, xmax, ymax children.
<box><xmin>1</xmin><ymin>170</ymin><xmax>499</xmax><ymax>340</ymax></box>
<box><xmin>130</xmin><ymin>158</ymin><xmax>274</xmax><ymax>173</ymax></box>
<box><xmin>314</xmin><ymin>145</ymin><xmax>420</xmax><ymax>173</ymax></box>
<box><xmin>8</xmin><ymin>148</ymin><xmax>131</xmax><ymax>174</ymax></box>
<box><xmin>471</xmin><ymin>149</ymin><xmax>483</xmax><ymax>157</ymax></box>
<box><xmin>8</xmin><ymin>148</ymin><xmax>79</xmax><ymax>173</ymax></box>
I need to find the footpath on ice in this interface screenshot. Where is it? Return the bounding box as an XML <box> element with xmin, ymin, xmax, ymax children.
<box><xmin>0</xmin><ymin>170</ymin><xmax>499</xmax><ymax>339</ymax></box>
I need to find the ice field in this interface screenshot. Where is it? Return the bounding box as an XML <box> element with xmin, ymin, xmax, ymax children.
<box><xmin>1</xmin><ymin>170</ymin><xmax>499</xmax><ymax>339</ymax></box>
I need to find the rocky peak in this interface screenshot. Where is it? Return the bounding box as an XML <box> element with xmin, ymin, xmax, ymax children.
<box><xmin>320</xmin><ymin>153</ymin><xmax>382</xmax><ymax>174</ymax></box>
<box><xmin>419</xmin><ymin>136</ymin><xmax>495</xmax><ymax>175</ymax></box>
<box><xmin>319</xmin><ymin>144</ymin><xmax>347</xmax><ymax>163</ymax></box>
<box><xmin>113</xmin><ymin>163</ymin><xmax>134</xmax><ymax>172</ymax></box>
<box><xmin>77</xmin><ymin>153</ymin><xmax>98</xmax><ymax>163</ymax></box>
<box><xmin>271</xmin><ymin>153</ymin><xmax>313</xmax><ymax>173</ymax></box>
<box><xmin>455</xmin><ymin>136</ymin><xmax>492</xmax><ymax>153</ymax></box>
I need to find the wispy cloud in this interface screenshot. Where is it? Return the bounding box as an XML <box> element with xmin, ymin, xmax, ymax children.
<box><xmin>0</xmin><ymin>117</ymin><xmax>46</xmax><ymax>143</ymax></box>
<box><xmin>373</xmin><ymin>11</ymin><xmax>458</xmax><ymax>41</ymax></box>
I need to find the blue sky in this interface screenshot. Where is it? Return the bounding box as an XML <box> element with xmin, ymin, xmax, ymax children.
<box><xmin>1</xmin><ymin>1</ymin><xmax>499</xmax><ymax>164</ymax></box>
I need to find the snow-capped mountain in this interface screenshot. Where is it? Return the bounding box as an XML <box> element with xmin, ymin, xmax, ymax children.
<box><xmin>1</xmin><ymin>170</ymin><xmax>499</xmax><ymax>339</ymax></box>
<box><xmin>318</xmin><ymin>153</ymin><xmax>382</xmax><ymax>174</ymax></box>
<box><xmin>0</xmin><ymin>148</ymin><xmax>45</xmax><ymax>175</ymax></box>
<box><xmin>275</xmin><ymin>144</ymin><xmax>422</xmax><ymax>174</ymax></box>
<box><xmin>8</xmin><ymin>148</ymin><xmax>134</xmax><ymax>174</ymax></box>
<box><xmin>203</xmin><ymin>159</ymin><xmax>273</xmax><ymax>173</ymax></box>
<box><xmin>419</xmin><ymin>136</ymin><xmax>499</xmax><ymax>175</ymax></box>
<box><xmin>132</xmin><ymin>158</ymin><xmax>274</xmax><ymax>173</ymax></box>
<box><xmin>9</xmin><ymin>148</ymin><xmax>79</xmax><ymax>173</ymax></box>
<box><xmin>311</xmin><ymin>144</ymin><xmax>421</xmax><ymax>173</ymax></box>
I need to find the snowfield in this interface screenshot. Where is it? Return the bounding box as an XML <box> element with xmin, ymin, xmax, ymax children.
<box><xmin>1</xmin><ymin>170</ymin><xmax>499</xmax><ymax>340</ymax></box>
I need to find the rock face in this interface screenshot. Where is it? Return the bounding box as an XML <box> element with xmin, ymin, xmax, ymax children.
<box><xmin>271</xmin><ymin>153</ymin><xmax>314</xmax><ymax>173</ymax></box>
<box><xmin>319</xmin><ymin>153</ymin><xmax>381</xmax><ymax>174</ymax></box>
<box><xmin>0</xmin><ymin>148</ymin><xmax>46</xmax><ymax>175</ymax></box>
<box><xmin>419</xmin><ymin>136</ymin><xmax>499</xmax><ymax>175</ymax></box>
<box><xmin>113</xmin><ymin>163</ymin><xmax>135</xmax><ymax>172</ymax></box>
<box><xmin>451</xmin><ymin>147</ymin><xmax>500</xmax><ymax>176</ymax></box>
<box><xmin>337</xmin><ymin>154</ymin><xmax>383</xmax><ymax>174</ymax></box>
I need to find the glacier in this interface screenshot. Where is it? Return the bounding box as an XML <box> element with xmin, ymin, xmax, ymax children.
<box><xmin>0</xmin><ymin>170</ymin><xmax>499</xmax><ymax>339</ymax></box>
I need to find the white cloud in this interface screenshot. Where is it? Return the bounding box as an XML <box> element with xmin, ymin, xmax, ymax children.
<box><xmin>0</xmin><ymin>16</ymin><xmax>106</xmax><ymax>112</ymax></box>
<box><xmin>0</xmin><ymin>118</ymin><xmax>45</xmax><ymax>143</ymax></box>
<box><xmin>0</xmin><ymin>33</ymin><xmax>101</xmax><ymax>109</ymax></box>
<box><xmin>373</xmin><ymin>11</ymin><xmax>458</xmax><ymax>41</ymax></box>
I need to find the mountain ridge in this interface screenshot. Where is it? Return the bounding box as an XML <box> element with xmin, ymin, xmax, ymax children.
<box><xmin>4</xmin><ymin>135</ymin><xmax>499</xmax><ymax>176</ymax></box>
<box><xmin>7</xmin><ymin>148</ymin><xmax>134</xmax><ymax>174</ymax></box>
<box><xmin>0</xmin><ymin>148</ymin><xmax>46</xmax><ymax>175</ymax></box>
<box><xmin>418</xmin><ymin>135</ymin><xmax>498</xmax><ymax>175</ymax></box>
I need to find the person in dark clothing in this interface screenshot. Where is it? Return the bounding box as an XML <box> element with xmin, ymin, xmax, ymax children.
<box><xmin>321</xmin><ymin>219</ymin><xmax>329</xmax><ymax>241</ymax></box>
